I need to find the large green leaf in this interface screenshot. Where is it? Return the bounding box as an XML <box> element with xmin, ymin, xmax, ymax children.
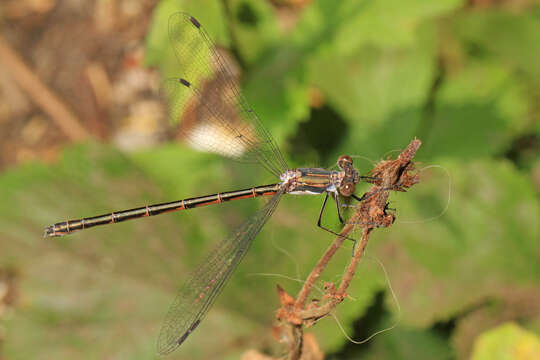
<box><xmin>309</xmin><ymin>25</ymin><xmax>436</xmax><ymax>162</ymax></box>
<box><xmin>3</xmin><ymin>140</ymin><xmax>537</xmax><ymax>359</ymax></box>
<box><xmin>451</xmin><ymin>9</ymin><xmax>540</xmax><ymax>83</ymax></box>
<box><xmin>0</xmin><ymin>144</ymin><xmax>271</xmax><ymax>359</ymax></box>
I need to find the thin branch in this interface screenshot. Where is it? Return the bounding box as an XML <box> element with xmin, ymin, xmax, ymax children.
<box><xmin>293</xmin><ymin>222</ymin><xmax>352</xmax><ymax>311</ymax></box>
<box><xmin>0</xmin><ymin>35</ymin><xmax>89</xmax><ymax>141</ymax></box>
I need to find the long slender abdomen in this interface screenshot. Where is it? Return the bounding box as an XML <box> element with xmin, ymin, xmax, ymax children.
<box><xmin>44</xmin><ymin>184</ymin><xmax>280</xmax><ymax>237</ymax></box>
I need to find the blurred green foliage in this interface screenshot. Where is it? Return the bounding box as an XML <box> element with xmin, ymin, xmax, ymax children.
<box><xmin>1</xmin><ymin>0</ymin><xmax>539</xmax><ymax>359</ymax></box>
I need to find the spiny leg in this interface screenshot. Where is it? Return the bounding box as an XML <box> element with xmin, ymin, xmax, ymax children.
<box><xmin>331</xmin><ymin>192</ymin><xmax>345</xmax><ymax>224</ymax></box>
<box><xmin>351</xmin><ymin>193</ymin><xmax>367</xmax><ymax>202</ymax></box>
<box><xmin>316</xmin><ymin>192</ymin><xmax>330</xmax><ymax>228</ymax></box>
<box><xmin>342</xmin><ymin>187</ymin><xmax>392</xmax><ymax>209</ymax></box>
<box><xmin>340</xmin><ymin>192</ymin><xmax>368</xmax><ymax>209</ymax></box>
<box><xmin>316</xmin><ymin>192</ymin><xmax>355</xmax><ymax>242</ymax></box>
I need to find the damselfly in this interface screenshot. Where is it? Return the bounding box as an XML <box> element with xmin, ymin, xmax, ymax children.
<box><xmin>45</xmin><ymin>13</ymin><xmax>371</xmax><ymax>355</ymax></box>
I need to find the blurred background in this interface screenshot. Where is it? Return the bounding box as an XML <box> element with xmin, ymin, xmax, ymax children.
<box><xmin>0</xmin><ymin>0</ymin><xmax>539</xmax><ymax>359</ymax></box>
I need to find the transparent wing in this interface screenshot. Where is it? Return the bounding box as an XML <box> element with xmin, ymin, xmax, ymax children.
<box><xmin>157</xmin><ymin>190</ymin><xmax>283</xmax><ymax>355</ymax></box>
<box><xmin>166</xmin><ymin>12</ymin><xmax>288</xmax><ymax>177</ymax></box>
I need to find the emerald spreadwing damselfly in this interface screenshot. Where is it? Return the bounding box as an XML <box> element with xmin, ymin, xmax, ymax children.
<box><xmin>45</xmin><ymin>13</ymin><xmax>373</xmax><ymax>355</ymax></box>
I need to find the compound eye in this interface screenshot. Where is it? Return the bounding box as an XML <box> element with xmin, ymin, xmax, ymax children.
<box><xmin>339</xmin><ymin>183</ymin><xmax>355</xmax><ymax>196</ymax></box>
<box><xmin>337</xmin><ymin>155</ymin><xmax>353</xmax><ymax>169</ymax></box>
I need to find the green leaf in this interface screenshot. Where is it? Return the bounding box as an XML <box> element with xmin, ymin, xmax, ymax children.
<box><xmin>471</xmin><ymin>323</ymin><xmax>540</xmax><ymax>360</ymax></box>
<box><xmin>422</xmin><ymin>61</ymin><xmax>530</xmax><ymax>159</ymax></box>
<box><xmin>310</xmin><ymin>23</ymin><xmax>436</xmax><ymax>162</ymax></box>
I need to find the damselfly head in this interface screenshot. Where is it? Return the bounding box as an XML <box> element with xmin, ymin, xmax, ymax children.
<box><xmin>337</xmin><ymin>155</ymin><xmax>353</xmax><ymax>170</ymax></box>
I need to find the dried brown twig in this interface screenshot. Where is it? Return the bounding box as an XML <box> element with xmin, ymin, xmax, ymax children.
<box><xmin>0</xmin><ymin>35</ymin><xmax>89</xmax><ymax>141</ymax></box>
<box><xmin>244</xmin><ymin>138</ymin><xmax>421</xmax><ymax>360</ymax></box>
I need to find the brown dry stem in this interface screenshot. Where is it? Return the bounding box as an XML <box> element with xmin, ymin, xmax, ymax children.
<box><xmin>0</xmin><ymin>35</ymin><xmax>89</xmax><ymax>141</ymax></box>
<box><xmin>272</xmin><ymin>138</ymin><xmax>422</xmax><ymax>360</ymax></box>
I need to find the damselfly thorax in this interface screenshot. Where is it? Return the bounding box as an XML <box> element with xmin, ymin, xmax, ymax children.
<box><xmin>281</xmin><ymin>155</ymin><xmax>360</xmax><ymax>196</ymax></box>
